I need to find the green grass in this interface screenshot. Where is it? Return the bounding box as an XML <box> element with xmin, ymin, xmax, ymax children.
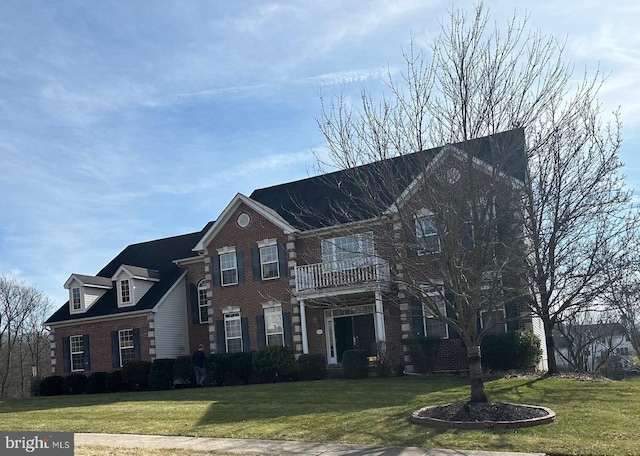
<box><xmin>1</xmin><ymin>376</ymin><xmax>640</xmax><ymax>456</ymax></box>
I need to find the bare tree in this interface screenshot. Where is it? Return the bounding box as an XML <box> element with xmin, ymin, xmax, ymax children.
<box><xmin>0</xmin><ymin>275</ymin><xmax>50</xmax><ymax>397</ymax></box>
<box><xmin>315</xmin><ymin>1</ymin><xmax>633</xmax><ymax>382</ymax></box>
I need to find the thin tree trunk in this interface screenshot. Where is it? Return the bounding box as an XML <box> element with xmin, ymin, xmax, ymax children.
<box><xmin>544</xmin><ymin>322</ymin><xmax>558</xmax><ymax>374</ymax></box>
<box><xmin>468</xmin><ymin>345</ymin><xmax>487</xmax><ymax>402</ymax></box>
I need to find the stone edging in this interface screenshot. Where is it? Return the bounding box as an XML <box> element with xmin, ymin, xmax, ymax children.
<box><xmin>409</xmin><ymin>403</ymin><xmax>556</xmax><ymax>429</ymax></box>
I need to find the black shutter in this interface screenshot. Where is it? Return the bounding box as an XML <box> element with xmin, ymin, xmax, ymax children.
<box><xmin>241</xmin><ymin>317</ymin><xmax>250</xmax><ymax>352</ymax></box>
<box><xmin>278</xmin><ymin>244</ymin><xmax>288</xmax><ymax>278</ymax></box>
<box><xmin>111</xmin><ymin>331</ymin><xmax>120</xmax><ymax>368</ymax></box>
<box><xmin>237</xmin><ymin>252</ymin><xmax>245</xmax><ymax>284</ymax></box>
<box><xmin>410</xmin><ymin>297</ymin><xmax>424</xmax><ymax>337</ymax></box>
<box><xmin>252</xmin><ymin>247</ymin><xmax>261</xmax><ymax>281</ymax></box>
<box><xmin>445</xmin><ymin>292</ymin><xmax>460</xmax><ymax>339</ymax></box>
<box><xmin>256</xmin><ymin>315</ymin><xmax>266</xmax><ymax>349</ymax></box>
<box><xmin>190</xmin><ymin>283</ymin><xmax>200</xmax><ymax>324</ymax></box>
<box><xmin>216</xmin><ymin>320</ymin><xmax>226</xmax><ymax>354</ymax></box>
<box><xmin>83</xmin><ymin>335</ymin><xmax>91</xmax><ymax>371</ymax></box>
<box><xmin>63</xmin><ymin>336</ymin><xmax>71</xmax><ymax>373</ymax></box>
<box><xmin>505</xmin><ymin>302</ymin><xmax>519</xmax><ymax>332</ymax></box>
<box><xmin>283</xmin><ymin>312</ymin><xmax>293</xmax><ymax>346</ymax></box>
<box><xmin>133</xmin><ymin>328</ymin><xmax>141</xmax><ymax>360</ymax></box>
<box><xmin>211</xmin><ymin>255</ymin><xmax>221</xmax><ymax>287</ymax></box>
<box><xmin>406</xmin><ymin>218</ymin><xmax>418</xmax><ymax>258</ymax></box>
<box><xmin>496</xmin><ymin>205</ymin><xmax>510</xmax><ymax>240</ymax></box>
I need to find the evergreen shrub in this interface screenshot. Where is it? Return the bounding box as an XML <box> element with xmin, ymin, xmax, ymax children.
<box><xmin>149</xmin><ymin>359</ymin><xmax>175</xmax><ymax>390</ymax></box>
<box><xmin>63</xmin><ymin>373</ymin><xmax>87</xmax><ymax>395</ymax></box>
<box><xmin>252</xmin><ymin>345</ymin><xmax>296</xmax><ymax>383</ymax></box>
<box><xmin>39</xmin><ymin>376</ymin><xmax>64</xmax><ymax>396</ymax></box>
<box><xmin>297</xmin><ymin>354</ymin><xmax>327</xmax><ymax>381</ymax></box>
<box><xmin>121</xmin><ymin>361</ymin><xmax>151</xmax><ymax>390</ymax></box>
<box><xmin>341</xmin><ymin>349</ymin><xmax>369</xmax><ymax>379</ymax></box>
<box><xmin>86</xmin><ymin>372</ymin><xmax>109</xmax><ymax>394</ymax></box>
<box><xmin>404</xmin><ymin>337</ymin><xmax>441</xmax><ymax>373</ymax></box>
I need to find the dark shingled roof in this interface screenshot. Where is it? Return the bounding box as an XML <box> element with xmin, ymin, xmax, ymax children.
<box><xmin>250</xmin><ymin>128</ymin><xmax>526</xmax><ymax>230</ymax></box>
<box><xmin>46</xmin><ymin>222</ymin><xmax>213</xmax><ymax>324</ymax></box>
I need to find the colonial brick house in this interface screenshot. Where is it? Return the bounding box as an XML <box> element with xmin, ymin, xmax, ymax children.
<box><xmin>45</xmin><ymin>128</ymin><xmax>547</xmax><ymax>376</ymax></box>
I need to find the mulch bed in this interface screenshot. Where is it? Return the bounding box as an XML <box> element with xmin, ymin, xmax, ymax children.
<box><xmin>415</xmin><ymin>401</ymin><xmax>549</xmax><ymax>422</ymax></box>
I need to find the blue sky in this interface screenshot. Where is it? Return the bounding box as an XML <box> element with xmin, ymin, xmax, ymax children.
<box><xmin>1</xmin><ymin>0</ymin><xmax>639</xmax><ymax>307</ymax></box>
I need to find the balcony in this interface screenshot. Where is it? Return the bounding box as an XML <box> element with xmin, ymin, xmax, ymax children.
<box><xmin>295</xmin><ymin>258</ymin><xmax>390</xmax><ymax>294</ymax></box>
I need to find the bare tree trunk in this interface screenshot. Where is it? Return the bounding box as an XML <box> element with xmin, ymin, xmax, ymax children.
<box><xmin>467</xmin><ymin>345</ymin><xmax>487</xmax><ymax>402</ymax></box>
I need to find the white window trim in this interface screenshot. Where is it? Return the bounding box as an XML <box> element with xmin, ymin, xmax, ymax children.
<box><xmin>321</xmin><ymin>231</ymin><xmax>375</xmax><ymax>271</ymax></box>
<box><xmin>118</xmin><ymin>278</ymin><xmax>134</xmax><ymax>307</ymax></box>
<box><xmin>260</xmin><ymin>244</ymin><xmax>280</xmax><ymax>280</ymax></box>
<box><xmin>415</xmin><ymin>209</ymin><xmax>440</xmax><ymax>254</ymax></box>
<box><xmin>118</xmin><ymin>329</ymin><xmax>135</xmax><ymax>367</ymax></box>
<box><xmin>70</xmin><ymin>335</ymin><xmax>84</xmax><ymax>372</ymax></box>
<box><xmin>219</xmin><ymin>251</ymin><xmax>238</xmax><ymax>286</ymax></box>
<box><xmin>197</xmin><ymin>279</ymin><xmax>210</xmax><ymax>323</ymax></box>
<box><xmin>71</xmin><ymin>287</ymin><xmax>83</xmax><ymax>313</ymax></box>
<box><xmin>257</xmin><ymin>238</ymin><xmax>277</xmax><ymax>248</ymax></box>
<box><xmin>264</xmin><ymin>306</ymin><xmax>284</xmax><ymax>347</ymax></box>
<box><xmin>224</xmin><ymin>312</ymin><xmax>243</xmax><ymax>353</ymax></box>
<box><xmin>420</xmin><ymin>284</ymin><xmax>449</xmax><ymax>339</ymax></box>
<box><xmin>480</xmin><ymin>307</ymin><xmax>507</xmax><ymax>334</ymax></box>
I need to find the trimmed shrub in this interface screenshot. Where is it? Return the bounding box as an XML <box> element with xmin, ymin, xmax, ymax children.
<box><xmin>39</xmin><ymin>376</ymin><xmax>64</xmax><ymax>396</ymax></box>
<box><xmin>149</xmin><ymin>359</ymin><xmax>175</xmax><ymax>390</ymax></box>
<box><xmin>297</xmin><ymin>354</ymin><xmax>326</xmax><ymax>381</ymax></box>
<box><xmin>106</xmin><ymin>370</ymin><xmax>124</xmax><ymax>392</ymax></box>
<box><xmin>482</xmin><ymin>330</ymin><xmax>542</xmax><ymax>371</ymax></box>
<box><xmin>208</xmin><ymin>353</ymin><xmax>226</xmax><ymax>386</ymax></box>
<box><xmin>86</xmin><ymin>372</ymin><xmax>109</xmax><ymax>394</ymax></box>
<box><xmin>121</xmin><ymin>361</ymin><xmax>151</xmax><ymax>390</ymax></box>
<box><xmin>342</xmin><ymin>349</ymin><xmax>369</xmax><ymax>379</ymax></box>
<box><xmin>404</xmin><ymin>337</ymin><xmax>441</xmax><ymax>373</ymax></box>
<box><xmin>63</xmin><ymin>373</ymin><xmax>87</xmax><ymax>395</ymax></box>
<box><xmin>224</xmin><ymin>352</ymin><xmax>253</xmax><ymax>385</ymax></box>
<box><xmin>173</xmin><ymin>355</ymin><xmax>194</xmax><ymax>387</ymax></box>
<box><xmin>253</xmin><ymin>346</ymin><xmax>296</xmax><ymax>383</ymax></box>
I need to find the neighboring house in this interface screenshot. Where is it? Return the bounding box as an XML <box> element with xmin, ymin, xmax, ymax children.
<box><xmin>46</xmin><ymin>128</ymin><xmax>547</xmax><ymax>376</ymax></box>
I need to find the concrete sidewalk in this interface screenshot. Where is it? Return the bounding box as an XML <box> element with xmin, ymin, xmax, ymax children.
<box><xmin>75</xmin><ymin>433</ymin><xmax>546</xmax><ymax>456</ymax></box>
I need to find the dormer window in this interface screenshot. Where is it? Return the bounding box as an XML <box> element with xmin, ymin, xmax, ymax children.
<box><xmin>120</xmin><ymin>279</ymin><xmax>132</xmax><ymax>305</ymax></box>
<box><xmin>71</xmin><ymin>287</ymin><xmax>82</xmax><ymax>311</ymax></box>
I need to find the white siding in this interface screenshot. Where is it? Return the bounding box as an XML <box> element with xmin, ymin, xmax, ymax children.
<box><xmin>84</xmin><ymin>286</ymin><xmax>107</xmax><ymax>310</ymax></box>
<box><xmin>133</xmin><ymin>279</ymin><xmax>154</xmax><ymax>304</ymax></box>
<box><xmin>531</xmin><ymin>314</ymin><xmax>548</xmax><ymax>371</ymax></box>
<box><xmin>154</xmin><ymin>277</ymin><xmax>190</xmax><ymax>359</ymax></box>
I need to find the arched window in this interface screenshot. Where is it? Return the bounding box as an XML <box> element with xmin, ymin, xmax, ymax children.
<box><xmin>197</xmin><ymin>279</ymin><xmax>210</xmax><ymax>323</ymax></box>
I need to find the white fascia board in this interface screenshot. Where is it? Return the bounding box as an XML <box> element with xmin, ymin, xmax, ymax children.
<box><xmin>174</xmin><ymin>255</ymin><xmax>204</xmax><ymax>266</ymax></box>
<box><xmin>192</xmin><ymin>193</ymin><xmax>298</xmax><ymax>252</ymax></box>
<box><xmin>46</xmin><ymin>309</ymin><xmax>153</xmax><ymax>328</ymax></box>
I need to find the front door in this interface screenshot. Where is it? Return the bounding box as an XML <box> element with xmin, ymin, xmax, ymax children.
<box><xmin>334</xmin><ymin>313</ymin><xmax>376</xmax><ymax>362</ymax></box>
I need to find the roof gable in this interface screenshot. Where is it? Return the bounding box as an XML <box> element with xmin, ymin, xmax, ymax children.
<box><xmin>64</xmin><ymin>274</ymin><xmax>112</xmax><ymax>290</ymax></box>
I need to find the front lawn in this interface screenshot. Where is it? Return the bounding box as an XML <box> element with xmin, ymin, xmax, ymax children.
<box><xmin>1</xmin><ymin>375</ymin><xmax>639</xmax><ymax>456</ymax></box>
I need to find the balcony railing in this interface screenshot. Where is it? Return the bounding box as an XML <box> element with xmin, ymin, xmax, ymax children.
<box><xmin>295</xmin><ymin>258</ymin><xmax>390</xmax><ymax>293</ymax></box>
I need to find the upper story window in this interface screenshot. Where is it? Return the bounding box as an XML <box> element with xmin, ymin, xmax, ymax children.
<box><xmin>71</xmin><ymin>287</ymin><xmax>82</xmax><ymax>311</ymax></box>
<box><xmin>220</xmin><ymin>252</ymin><xmax>238</xmax><ymax>286</ymax></box>
<box><xmin>224</xmin><ymin>312</ymin><xmax>243</xmax><ymax>353</ymax></box>
<box><xmin>415</xmin><ymin>209</ymin><xmax>440</xmax><ymax>253</ymax></box>
<box><xmin>420</xmin><ymin>284</ymin><xmax>448</xmax><ymax>339</ymax></box>
<box><xmin>260</xmin><ymin>245</ymin><xmax>279</xmax><ymax>280</ymax></box>
<box><xmin>197</xmin><ymin>279</ymin><xmax>210</xmax><ymax>323</ymax></box>
<box><xmin>120</xmin><ymin>279</ymin><xmax>132</xmax><ymax>304</ymax></box>
<box><xmin>70</xmin><ymin>335</ymin><xmax>85</xmax><ymax>371</ymax></box>
<box><xmin>481</xmin><ymin>307</ymin><xmax>506</xmax><ymax>334</ymax></box>
<box><xmin>321</xmin><ymin>231</ymin><xmax>375</xmax><ymax>271</ymax></box>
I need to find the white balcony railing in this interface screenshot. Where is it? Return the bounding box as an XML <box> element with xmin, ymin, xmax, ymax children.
<box><xmin>295</xmin><ymin>258</ymin><xmax>390</xmax><ymax>293</ymax></box>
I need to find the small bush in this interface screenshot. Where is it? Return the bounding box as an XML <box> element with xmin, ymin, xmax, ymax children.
<box><xmin>173</xmin><ymin>355</ymin><xmax>193</xmax><ymax>386</ymax></box>
<box><xmin>149</xmin><ymin>359</ymin><xmax>175</xmax><ymax>390</ymax></box>
<box><xmin>208</xmin><ymin>353</ymin><xmax>226</xmax><ymax>386</ymax></box>
<box><xmin>404</xmin><ymin>337</ymin><xmax>441</xmax><ymax>373</ymax></box>
<box><xmin>121</xmin><ymin>361</ymin><xmax>151</xmax><ymax>390</ymax></box>
<box><xmin>224</xmin><ymin>352</ymin><xmax>253</xmax><ymax>385</ymax></box>
<box><xmin>482</xmin><ymin>330</ymin><xmax>542</xmax><ymax>371</ymax></box>
<box><xmin>342</xmin><ymin>350</ymin><xmax>369</xmax><ymax>379</ymax></box>
<box><xmin>106</xmin><ymin>370</ymin><xmax>124</xmax><ymax>392</ymax></box>
<box><xmin>253</xmin><ymin>346</ymin><xmax>296</xmax><ymax>383</ymax></box>
<box><xmin>86</xmin><ymin>372</ymin><xmax>109</xmax><ymax>394</ymax></box>
<box><xmin>63</xmin><ymin>373</ymin><xmax>87</xmax><ymax>395</ymax></box>
<box><xmin>297</xmin><ymin>354</ymin><xmax>326</xmax><ymax>381</ymax></box>
<box><xmin>39</xmin><ymin>376</ymin><xmax>64</xmax><ymax>396</ymax></box>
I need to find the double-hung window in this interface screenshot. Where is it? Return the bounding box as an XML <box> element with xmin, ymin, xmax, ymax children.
<box><xmin>197</xmin><ymin>279</ymin><xmax>210</xmax><ymax>323</ymax></box>
<box><xmin>119</xmin><ymin>329</ymin><xmax>135</xmax><ymax>366</ymax></box>
<box><xmin>321</xmin><ymin>231</ymin><xmax>374</xmax><ymax>271</ymax></box>
<box><xmin>224</xmin><ymin>312</ymin><xmax>243</xmax><ymax>353</ymax></box>
<box><xmin>220</xmin><ymin>253</ymin><xmax>238</xmax><ymax>286</ymax></box>
<box><xmin>120</xmin><ymin>279</ymin><xmax>131</xmax><ymax>304</ymax></box>
<box><xmin>264</xmin><ymin>306</ymin><xmax>284</xmax><ymax>346</ymax></box>
<box><xmin>481</xmin><ymin>308</ymin><xmax>506</xmax><ymax>334</ymax></box>
<box><xmin>260</xmin><ymin>245</ymin><xmax>279</xmax><ymax>280</ymax></box>
<box><xmin>420</xmin><ymin>284</ymin><xmax>448</xmax><ymax>339</ymax></box>
<box><xmin>71</xmin><ymin>287</ymin><xmax>82</xmax><ymax>311</ymax></box>
<box><xmin>415</xmin><ymin>209</ymin><xmax>440</xmax><ymax>253</ymax></box>
<box><xmin>70</xmin><ymin>335</ymin><xmax>85</xmax><ymax>371</ymax></box>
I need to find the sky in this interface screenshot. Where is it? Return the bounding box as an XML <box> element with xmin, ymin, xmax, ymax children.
<box><xmin>1</xmin><ymin>0</ymin><xmax>639</xmax><ymax>309</ymax></box>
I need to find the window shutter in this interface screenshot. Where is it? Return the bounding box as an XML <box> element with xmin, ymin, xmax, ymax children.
<box><xmin>445</xmin><ymin>292</ymin><xmax>460</xmax><ymax>339</ymax></box>
<box><xmin>211</xmin><ymin>255</ymin><xmax>221</xmax><ymax>287</ymax></box>
<box><xmin>111</xmin><ymin>331</ymin><xmax>120</xmax><ymax>368</ymax></box>
<box><xmin>237</xmin><ymin>252</ymin><xmax>245</xmax><ymax>284</ymax></box>
<box><xmin>278</xmin><ymin>244</ymin><xmax>288</xmax><ymax>278</ymax></box>
<box><xmin>133</xmin><ymin>328</ymin><xmax>141</xmax><ymax>360</ymax></box>
<box><xmin>505</xmin><ymin>302</ymin><xmax>519</xmax><ymax>332</ymax></box>
<box><xmin>256</xmin><ymin>315</ymin><xmax>266</xmax><ymax>349</ymax></box>
<box><xmin>410</xmin><ymin>297</ymin><xmax>424</xmax><ymax>337</ymax></box>
<box><xmin>63</xmin><ymin>337</ymin><xmax>71</xmax><ymax>373</ymax></box>
<box><xmin>252</xmin><ymin>247</ymin><xmax>261</xmax><ymax>281</ymax></box>
<box><xmin>283</xmin><ymin>312</ymin><xmax>293</xmax><ymax>347</ymax></box>
<box><xmin>216</xmin><ymin>320</ymin><xmax>226</xmax><ymax>354</ymax></box>
<box><xmin>83</xmin><ymin>335</ymin><xmax>91</xmax><ymax>371</ymax></box>
<box><xmin>406</xmin><ymin>219</ymin><xmax>418</xmax><ymax>258</ymax></box>
<box><xmin>496</xmin><ymin>205</ymin><xmax>510</xmax><ymax>240</ymax></box>
<box><xmin>241</xmin><ymin>317</ymin><xmax>250</xmax><ymax>352</ymax></box>
<box><xmin>190</xmin><ymin>283</ymin><xmax>199</xmax><ymax>324</ymax></box>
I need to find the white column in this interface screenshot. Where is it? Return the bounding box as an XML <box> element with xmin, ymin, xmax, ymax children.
<box><xmin>375</xmin><ymin>290</ymin><xmax>386</xmax><ymax>343</ymax></box>
<box><xmin>300</xmin><ymin>300</ymin><xmax>309</xmax><ymax>354</ymax></box>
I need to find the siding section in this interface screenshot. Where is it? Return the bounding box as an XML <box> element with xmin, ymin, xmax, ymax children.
<box><xmin>154</xmin><ymin>277</ymin><xmax>190</xmax><ymax>358</ymax></box>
